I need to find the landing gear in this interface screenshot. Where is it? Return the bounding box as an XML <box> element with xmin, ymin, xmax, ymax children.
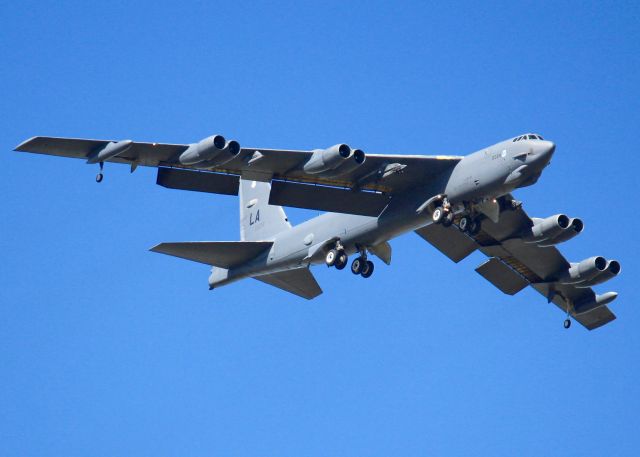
<box><xmin>325</xmin><ymin>249</ymin><xmax>339</xmax><ymax>267</ymax></box>
<box><xmin>458</xmin><ymin>214</ymin><xmax>481</xmax><ymax>236</ymax></box>
<box><xmin>432</xmin><ymin>206</ymin><xmax>445</xmax><ymax>224</ymax></box>
<box><xmin>96</xmin><ymin>161</ymin><xmax>104</xmax><ymax>183</ymax></box>
<box><xmin>350</xmin><ymin>245</ymin><xmax>375</xmax><ymax>278</ymax></box>
<box><xmin>351</xmin><ymin>256</ymin><xmax>364</xmax><ymax>275</ymax></box>
<box><xmin>458</xmin><ymin>215</ymin><xmax>471</xmax><ymax>232</ymax></box>
<box><xmin>442</xmin><ymin>211</ymin><xmax>454</xmax><ymax>227</ymax></box>
<box><xmin>326</xmin><ymin>243</ymin><xmax>348</xmax><ymax>270</ymax></box>
<box><xmin>334</xmin><ymin>251</ymin><xmax>348</xmax><ymax>270</ymax></box>
<box><xmin>498</xmin><ymin>196</ymin><xmax>521</xmax><ymax>211</ymax></box>
<box><xmin>360</xmin><ymin>260</ymin><xmax>374</xmax><ymax>278</ymax></box>
<box><xmin>563</xmin><ymin>301</ymin><xmax>572</xmax><ymax>329</ymax></box>
<box><xmin>432</xmin><ymin>197</ymin><xmax>454</xmax><ymax>226</ymax></box>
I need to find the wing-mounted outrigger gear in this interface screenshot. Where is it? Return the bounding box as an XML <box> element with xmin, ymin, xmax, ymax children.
<box><xmin>86</xmin><ymin>140</ymin><xmax>134</xmax><ymax>183</ymax></box>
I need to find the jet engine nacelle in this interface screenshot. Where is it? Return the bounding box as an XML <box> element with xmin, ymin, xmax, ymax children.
<box><xmin>560</xmin><ymin>256</ymin><xmax>608</xmax><ymax>285</ymax></box>
<box><xmin>575</xmin><ymin>259</ymin><xmax>621</xmax><ymax>288</ymax></box>
<box><xmin>525</xmin><ymin>215</ymin><xmax>584</xmax><ymax>246</ymax></box>
<box><xmin>559</xmin><ymin>256</ymin><xmax>621</xmax><ymax>287</ymax></box>
<box><xmin>321</xmin><ymin>148</ymin><xmax>366</xmax><ymax>177</ymax></box>
<box><xmin>178</xmin><ymin>135</ymin><xmax>240</xmax><ymax>166</ymax></box>
<box><xmin>539</xmin><ymin>217</ymin><xmax>583</xmax><ymax>246</ymax></box>
<box><xmin>525</xmin><ymin>214</ymin><xmax>570</xmax><ymax>243</ymax></box>
<box><xmin>303</xmin><ymin>144</ymin><xmax>360</xmax><ymax>174</ymax></box>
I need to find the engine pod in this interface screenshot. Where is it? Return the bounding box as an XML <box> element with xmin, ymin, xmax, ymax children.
<box><xmin>303</xmin><ymin>144</ymin><xmax>352</xmax><ymax>174</ymax></box>
<box><xmin>179</xmin><ymin>135</ymin><xmax>227</xmax><ymax>165</ymax></box>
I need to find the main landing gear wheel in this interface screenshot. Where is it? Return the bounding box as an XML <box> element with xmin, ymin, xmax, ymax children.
<box><xmin>469</xmin><ymin>220</ymin><xmax>481</xmax><ymax>236</ymax></box>
<box><xmin>564</xmin><ymin>318</ymin><xmax>571</xmax><ymax>329</ymax></box>
<box><xmin>432</xmin><ymin>207</ymin><xmax>445</xmax><ymax>224</ymax></box>
<box><xmin>360</xmin><ymin>260</ymin><xmax>374</xmax><ymax>278</ymax></box>
<box><xmin>459</xmin><ymin>215</ymin><xmax>471</xmax><ymax>232</ymax></box>
<box><xmin>325</xmin><ymin>249</ymin><xmax>338</xmax><ymax>267</ymax></box>
<box><xmin>334</xmin><ymin>251</ymin><xmax>348</xmax><ymax>270</ymax></box>
<box><xmin>442</xmin><ymin>211</ymin><xmax>454</xmax><ymax>227</ymax></box>
<box><xmin>351</xmin><ymin>257</ymin><xmax>364</xmax><ymax>275</ymax></box>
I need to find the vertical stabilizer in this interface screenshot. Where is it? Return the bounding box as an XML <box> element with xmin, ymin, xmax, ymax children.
<box><xmin>239</xmin><ymin>178</ymin><xmax>292</xmax><ymax>240</ymax></box>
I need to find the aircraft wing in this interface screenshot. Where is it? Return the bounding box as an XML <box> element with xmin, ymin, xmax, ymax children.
<box><xmin>15</xmin><ymin>136</ymin><xmax>462</xmax><ymax>195</ymax></box>
<box><xmin>415</xmin><ymin>199</ymin><xmax>618</xmax><ymax>330</ymax></box>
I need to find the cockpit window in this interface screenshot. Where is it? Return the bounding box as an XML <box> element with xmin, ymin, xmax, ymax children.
<box><xmin>528</xmin><ymin>134</ymin><xmax>537</xmax><ymax>140</ymax></box>
<box><xmin>537</xmin><ymin>135</ymin><xmax>544</xmax><ymax>140</ymax></box>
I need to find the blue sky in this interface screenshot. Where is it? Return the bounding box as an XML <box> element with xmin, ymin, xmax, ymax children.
<box><xmin>2</xmin><ymin>1</ymin><xmax>639</xmax><ymax>455</ymax></box>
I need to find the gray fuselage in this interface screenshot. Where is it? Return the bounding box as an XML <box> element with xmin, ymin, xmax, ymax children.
<box><xmin>210</xmin><ymin>136</ymin><xmax>555</xmax><ymax>288</ymax></box>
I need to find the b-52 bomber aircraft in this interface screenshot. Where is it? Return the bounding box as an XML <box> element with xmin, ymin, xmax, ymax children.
<box><xmin>15</xmin><ymin>132</ymin><xmax>621</xmax><ymax>330</ymax></box>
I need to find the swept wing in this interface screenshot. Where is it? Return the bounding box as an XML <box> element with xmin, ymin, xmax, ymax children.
<box><xmin>416</xmin><ymin>200</ymin><xmax>618</xmax><ymax>330</ymax></box>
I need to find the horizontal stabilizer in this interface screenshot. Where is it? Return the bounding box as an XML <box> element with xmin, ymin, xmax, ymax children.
<box><xmin>150</xmin><ymin>241</ymin><xmax>273</xmax><ymax>268</ymax></box>
<box><xmin>254</xmin><ymin>267</ymin><xmax>322</xmax><ymax>299</ymax></box>
<box><xmin>157</xmin><ymin>168</ymin><xmax>239</xmax><ymax>196</ymax></box>
<box><xmin>415</xmin><ymin>223</ymin><xmax>478</xmax><ymax>263</ymax></box>
<box><xmin>475</xmin><ymin>257</ymin><xmax>529</xmax><ymax>295</ymax></box>
<box><xmin>269</xmin><ymin>180</ymin><xmax>391</xmax><ymax>217</ymax></box>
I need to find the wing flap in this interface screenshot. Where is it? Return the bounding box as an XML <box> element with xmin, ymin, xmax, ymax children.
<box><xmin>415</xmin><ymin>223</ymin><xmax>478</xmax><ymax>263</ymax></box>
<box><xmin>150</xmin><ymin>241</ymin><xmax>272</xmax><ymax>268</ymax></box>
<box><xmin>254</xmin><ymin>267</ymin><xmax>322</xmax><ymax>299</ymax></box>
<box><xmin>269</xmin><ymin>180</ymin><xmax>391</xmax><ymax>217</ymax></box>
<box><xmin>157</xmin><ymin>168</ymin><xmax>239</xmax><ymax>196</ymax></box>
<box><xmin>475</xmin><ymin>257</ymin><xmax>529</xmax><ymax>295</ymax></box>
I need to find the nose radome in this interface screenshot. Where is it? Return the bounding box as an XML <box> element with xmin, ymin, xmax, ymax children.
<box><xmin>539</xmin><ymin>140</ymin><xmax>555</xmax><ymax>158</ymax></box>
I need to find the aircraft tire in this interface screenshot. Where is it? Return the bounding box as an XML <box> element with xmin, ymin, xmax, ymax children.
<box><xmin>442</xmin><ymin>211</ymin><xmax>454</xmax><ymax>227</ymax></box>
<box><xmin>469</xmin><ymin>220</ymin><xmax>481</xmax><ymax>236</ymax></box>
<box><xmin>432</xmin><ymin>207</ymin><xmax>444</xmax><ymax>224</ymax></box>
<box><xmin>351</xmin><ymin>257</ymin><xmax>363</xmax><ymax>275</ymax></box>
<box><xmin>360</xmin><ymin>260</ymin><xmax>374</xmax><ymax>278</ymax></box>
<box><xmin>96</xmin><ymin>173</ymin><xmax>103</xmax><ymax>183</ymax></box>
<box><xmin>459</xmin><ymin>216</ymin><xmax>471</xmax><ymax>232</ymax></box>
<box><xmin>334</xmin><ymin>250</ymin><xmax>348</xmax><ymax>270</ymax></box>
<box><xmin>564</xmin><ymin>318</ymin><xmax>571</xmax><ymax>329</ymax></box>
<box><xmin>326</xmin><ymin>249</ymin><xmax>338</xmax><ymax>267</ymax></box>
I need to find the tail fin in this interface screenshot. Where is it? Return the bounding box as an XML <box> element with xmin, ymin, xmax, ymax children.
<box><xmin>239</xmin><ymin>178</ymin><xmax>291</xmax><ymax>241</ymax></box>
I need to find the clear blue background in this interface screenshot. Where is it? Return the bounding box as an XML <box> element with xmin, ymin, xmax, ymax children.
<box><xmin>2</xmin><ymin>1</ymin><xmax>639</xmax><ymax>455</ymax></box>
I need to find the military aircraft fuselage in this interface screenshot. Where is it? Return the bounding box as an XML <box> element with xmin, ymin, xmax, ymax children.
<box><xmin>209</xmin><ymin>137</ymin><xmax>556</xmax><ymax>288</ymax></box>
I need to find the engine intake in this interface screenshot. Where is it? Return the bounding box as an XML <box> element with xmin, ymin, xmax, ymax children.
<box><xmin>179</xmin><ymin>135</ymin><xmax>240</xmax><ymax>166</ymax></box>
<box><xmin>303</xmin><ymin>144</ymin><xmax>354</xmax><ymax>174</ymax></box>
<box><xmin>322</xmin><ymin>148</ymin><xmax>367</xmax><ymax>177</ymax></box>
<box><xmin>540</xmin><ymin>217</ymin><xmax>583</xmax><ymax>246</ymax></box>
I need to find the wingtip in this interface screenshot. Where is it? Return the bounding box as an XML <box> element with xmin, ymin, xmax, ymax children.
<box><xmin>149</xmin><ymin>243</ymin><xmax>165</xmax><ymax>253</ymax></box>
<box><xmin>14</xmin><ymin>136</ymin><xmax>38</xmax><ymax>152</ymax></box>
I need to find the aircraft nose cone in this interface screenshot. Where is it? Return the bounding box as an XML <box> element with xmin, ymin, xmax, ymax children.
<box><xmin>531</xmin><ymin>140</ymin><xmax>555</xmax><ymax>165</ymax></box>
<box><xmin>539</xmin><ymin>140</ymin><xmax>555</xmax><ymax>159</ymax></box>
